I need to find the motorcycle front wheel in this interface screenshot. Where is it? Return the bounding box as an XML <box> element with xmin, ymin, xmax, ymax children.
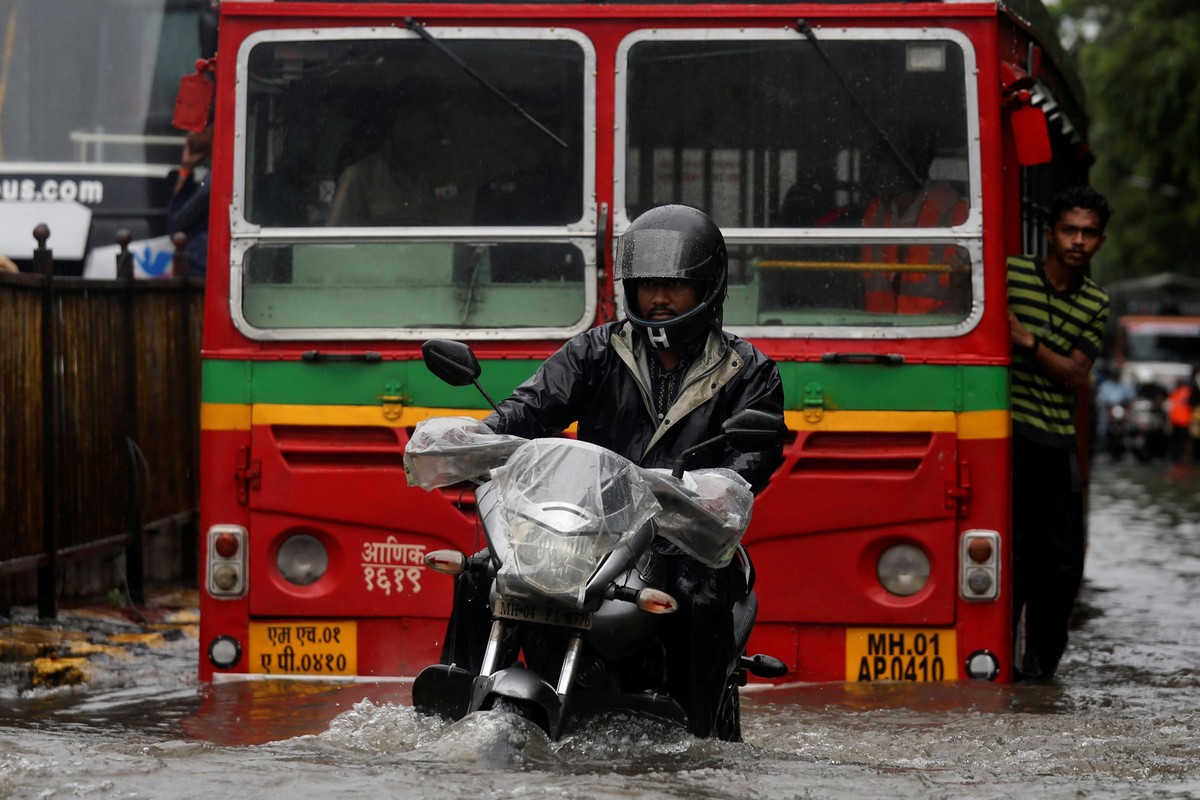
<box><xmin>488</xmin><ymin>695</ymin><xmax>540</xmax><ymax>725</ymax></box>
<box><xmin>712</xmin><ymin>674</ymin><xmax>743</xmax><ymax>742</ymax></box>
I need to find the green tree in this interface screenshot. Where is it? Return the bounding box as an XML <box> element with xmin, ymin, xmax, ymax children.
<box><xmin>1052</xmin><ymin>0</ymin><xmax>1200</xmax><ymax>285</ymax></box>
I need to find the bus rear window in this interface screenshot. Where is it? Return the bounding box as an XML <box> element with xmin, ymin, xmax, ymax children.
<box><xmin>240</xmin><ymin>35</ymin><xmax>586</xmax><ymax>228</ymax></box>
<box><xmin>232</xmin><ymin>29</ymin><xmax>594</xmax><ymax>338</ymax></box>
<box><xmin>718</xmin><ymin>242</ymin><xmax>973</xmax><ymax>327</ymax></box>
<box><xmin>238</xmin><ymin>241</ymin><xmax>588</xmax><ymax>333</ymax></box>
<box><xmin>620</xmin><ymin>30</ymin><xmax>979</xmax><ymax>331</ymax></box>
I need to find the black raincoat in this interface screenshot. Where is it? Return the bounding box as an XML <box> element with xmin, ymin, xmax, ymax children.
<box><xmin>485</xmin><ymin>320</ymin><xmax>784</xmax><ymax>492</ymax></box>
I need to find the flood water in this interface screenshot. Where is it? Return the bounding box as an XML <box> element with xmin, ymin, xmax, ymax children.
<box><xmin>2</xmin><ymin>458</ymin><xmax>1198</xmax><ymax>800</ymax></box>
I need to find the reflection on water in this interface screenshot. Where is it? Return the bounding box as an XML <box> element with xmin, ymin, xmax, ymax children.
<box><xmin>1</xmin><ymin>460</ymin><xmax>1198</xmax><ymax>799</ymax></box>
<box><xmin>182</xmin><ymin>679</ymin><xmax>412</xmax><ymax>746</ymax></box>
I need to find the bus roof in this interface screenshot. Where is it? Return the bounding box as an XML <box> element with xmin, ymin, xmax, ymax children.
<box><xmin>221</xmin><ymin>0</ymin><xmax>1084</xmax><ymax>141</ymax></box>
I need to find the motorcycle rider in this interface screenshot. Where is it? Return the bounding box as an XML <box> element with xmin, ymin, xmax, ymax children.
<box><xmin>440</xmin><ymin>204</ymin><xmax>785</xmax><ymax>740</ymax></box>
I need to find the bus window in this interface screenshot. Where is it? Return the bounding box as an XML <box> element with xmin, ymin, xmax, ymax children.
<box><xmin>725</xmin><ymin>243</ymin><xmax>973</xmax><ymax>327</ymax></box>
<box><xmin>233</xmin><ymin>30</ymin><xmax>594</xmax><ymax>337</ymax></box>
<box><xmin>240</xmin><ymin>36</ymin><xmax>585</xmax><ymax>228</ymax></box>
<box><xmin>0</xmin><ymin>0</ymin><xmax>203</xmax><ymax>272</ymax></box>
<box><xmin>0</xmin><ymin>0</ymin><xmax>197</xmax><ymax>166</ymax></box>
<box><xmin>238</xmin><ymin>240</ymin><xmax>587</xmax><ymax>331</ymax></box>
<box><xmin>618</xmin><ymin>30</ymin><xmax>979</xmax><ymax>330</ymax></box>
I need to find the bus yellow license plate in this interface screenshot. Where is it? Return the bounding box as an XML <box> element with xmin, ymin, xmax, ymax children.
<box><xmin>248</xmin><ymin>621</ymin><xmax>357</xmax><ymax>676</ymax></box>
<box><xmin>846</xmin><ymin>628</ymin><xmax>958</xmax><ymax>682</ymax></box>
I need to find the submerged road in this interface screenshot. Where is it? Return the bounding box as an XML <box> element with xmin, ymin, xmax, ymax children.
<box><xmin>1</xmin><ymin>458</ymin><xmax>1198</xmax><ymax>799</ymax></box>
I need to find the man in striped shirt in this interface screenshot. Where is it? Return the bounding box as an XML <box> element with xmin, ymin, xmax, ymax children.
<box><xmin>1007</xmin><ymin>186</ymin><xmax>1112</xmax><ymax>682</ymax></box>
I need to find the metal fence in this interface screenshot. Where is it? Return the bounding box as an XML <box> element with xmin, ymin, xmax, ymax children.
<box><xmin>0</xmin><ymin>226</ymin><xmax>203</xmax><ymax>616</ymax></box>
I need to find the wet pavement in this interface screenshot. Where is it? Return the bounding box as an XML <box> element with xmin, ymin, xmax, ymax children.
<box><xmin>1</xmin><ymin>458</ymin><xmax>1198</xmax><ymax>799</ymax></box>
<box><xmin>0</xmin><ymin>591</ymin><xmax>198</xmax><ymax>693</ymax></box>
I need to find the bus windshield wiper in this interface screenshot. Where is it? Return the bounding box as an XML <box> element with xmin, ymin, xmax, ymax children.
<box><xmin>404</xmin><ymin>17</ymin><xmax>567</xmax><ymax>149</ymax></box>
<box><xmin>795</xmin><ymin>19</ymin><xmax>922</xmax><ymax>188</ymax></box>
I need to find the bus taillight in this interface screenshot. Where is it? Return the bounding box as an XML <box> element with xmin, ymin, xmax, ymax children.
<box><xmin>207</xmin><ymin>525</ymin><xmax>248</xmax><ymax>598</ymax></box>
<box><xmin>960</xmin><ymin>530</ymin><xmax>1000</xmax><ymax>601</ymax></box>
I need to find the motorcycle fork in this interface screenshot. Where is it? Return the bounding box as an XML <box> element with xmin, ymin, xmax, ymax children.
<box><xmin>556</xmin><ymin>633</ymin><xmax>585</xmax><ymax>696</ymax></box>
<box><xmin>480</xmin><ymin>619</ymin><xmax>507</xmax><ymax>676</ymax></box>
<box><xmin>480</xmin><ymin>619</ymin><xmax>585</xmax><ymax>698</ymax></box>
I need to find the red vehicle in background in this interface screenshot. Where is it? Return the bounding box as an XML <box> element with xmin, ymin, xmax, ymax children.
<box><xmin>196</xmin><ymin>0</ymin><xmax>1091</xmax><ymax>685</ymax></box>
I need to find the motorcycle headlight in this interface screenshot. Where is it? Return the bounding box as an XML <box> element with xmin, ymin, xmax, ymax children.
<box><xmin>497</xmin><ymin>504</ymin><xmax>611</xmax><ymax>602</ymax></box>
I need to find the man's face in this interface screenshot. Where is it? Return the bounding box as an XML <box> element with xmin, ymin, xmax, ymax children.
<box><xmin>636</xmin><ymin>278</ymin><xmax>700</xmax><ymax>321</ymax></box>
<box><xmin>1047</xmin><ymin>207</ymin><xmax>1105</xmax><ymax>270</ymax></box>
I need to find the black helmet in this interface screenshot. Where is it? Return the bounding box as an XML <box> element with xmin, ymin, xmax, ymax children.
<box><xmin>615</xmin><ymin>205</ymin><xmax>728</xmax><ymax>350</ymax></box>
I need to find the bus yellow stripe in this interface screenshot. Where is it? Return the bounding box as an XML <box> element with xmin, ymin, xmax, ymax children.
<box><xmin>200</xmin><ymin>403</ymin><xmax>253</xmax><ymax>430</ymax></box>
<box><xmin>203</xmin><ymin>404</ymin><xmax>1007</xmax><ymax>440</ymax></box>
<box><xmin>784</xmin><ymin>409</ymin><xmax>1009</xmax><ymax>440</ymax></box>
<box><xmin>250</xmin><ymin>404</ymin><xmax>492</xmax><ymax>427</ymax></box>
<box><xmin>200</xmin><ymin>403</ymin><xmax>487</xmax><ymax>430</ymax></box>
<box><xmin>956</xmin><ymin>410</ymin><xmax>1010</xmax><ymax>440</ymax></box>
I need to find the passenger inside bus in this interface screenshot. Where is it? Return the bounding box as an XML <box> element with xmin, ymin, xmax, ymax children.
<box><xmin>860</xmin><ymin>150</ymin><xmax>969</xmax><ymax>316</ymax></box>
<box><xmin>327</xmin><ymin>77</ymin><xmax>481</xmax><ymax>227</ymax></box>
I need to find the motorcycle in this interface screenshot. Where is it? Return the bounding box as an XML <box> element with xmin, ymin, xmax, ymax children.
<box><xmin>1127</xmin><ymin>391</ymin><xmax>1169</xmax><ymax>462</ymax></box>
<box><xmin>405</xmin><ymin>339</ymin><xmax>788</xmax><ymax>741</ymax></box>
<box><xmin>1102</xmin><ymin>400</ymin><xmax>1128</xmax><ymax>460</ymax></box>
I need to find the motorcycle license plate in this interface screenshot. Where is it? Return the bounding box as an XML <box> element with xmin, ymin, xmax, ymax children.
<box><xmin>845</xmin><ymin>627</ymin><xmax>958</xmax><ymax>682</ymax></box>
<box><xmin>493</xmin><ymin>599</ymin><xmax>593</xmax><ymax>630</ymax></box>
<box><xmin>248</xmin><ymin>620</ymin><xmax>357</xmax><ymax>676</ymax></box>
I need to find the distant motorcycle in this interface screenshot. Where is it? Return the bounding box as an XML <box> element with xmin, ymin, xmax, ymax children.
<box><xmin>405</xmin><ymin>339</ymin><xmax>787</xmax><ymax>741</ymax></box>
<box><xmin>1103</xmin><ymin>402</ymin><xmax>1128</xmax><ymax>460</ymax></box>
<box><xmin>1126</xmin><ymin>393</ymin><xmax>1168</xmax><ymax>462</ymax></box>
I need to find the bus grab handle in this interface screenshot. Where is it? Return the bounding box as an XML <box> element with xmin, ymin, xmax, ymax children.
<box><xmin>821</xmin><ymin>352</ymin><xmax>905</xmax><ymax>365</ymax></box>
<box><xmin>301</xmin><ymin>350</ymin><xmax>383</xmax><ymax>363</ymax></box>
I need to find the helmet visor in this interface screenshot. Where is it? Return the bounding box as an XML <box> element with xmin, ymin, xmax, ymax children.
<box><xmin>615</xmin><ymin>228</ymin><xmax>700</xmax><ymax>281</ymax></box>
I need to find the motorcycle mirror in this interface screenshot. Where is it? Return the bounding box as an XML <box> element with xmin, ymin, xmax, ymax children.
<box><xmin>671</xmin><ymin>409</ymin><xmax>785</xmax><ymax>478</ymax></box>
<box><xmin>422</xmin><ymin>339</ymin><xmax>482</xmax><ymax>386</ymax></box>
<box><xmin>722</xmin><ymin>409</ymin><xmax>787</xmax><ymax>454</ymax></box>
<box><xmin>421</xmin><ymin>339</ymin><xmax>503</xmax><ymax>413</ymax></box>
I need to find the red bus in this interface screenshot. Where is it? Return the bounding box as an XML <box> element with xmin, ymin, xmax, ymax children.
<box><xmin>197</xmin><ymin>0</ymin><xmax>1089</xmax><ymax>684</ymax></box>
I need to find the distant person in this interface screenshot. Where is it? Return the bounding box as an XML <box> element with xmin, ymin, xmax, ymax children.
<box><xmin>168</xmin><ymin>125</ymin><xmax>212</xmax><ymax>279</ymax></box>
<box><xmin>1168</xmin><ymin>367</ymin><xmax>1200</xmax><ymax>462</ymax></box>
<box><xmin>1167</xmin><ymin>376</ymin><xmax>1194</xmax><ymax>460</ymax></box>
<box><xmin>1190</xmin><ymin>367</ymin><xmax>1200</xmax><ymax>462</ymax></box>
<box><xmin>1007</xmin><ymin>186</ymin><xmax>1112</xmax><ymax>682</ymax></box>
<box><xmin>1093</xmin><ymin>367</ymin><xmax>1134</xmax><ymax>457</ymax></box>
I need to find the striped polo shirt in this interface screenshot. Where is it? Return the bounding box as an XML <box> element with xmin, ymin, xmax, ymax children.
<box><xmin>1007</xmin><ymin>255</ymin><xmax>1110</xmax><ymax>449</ymax></box>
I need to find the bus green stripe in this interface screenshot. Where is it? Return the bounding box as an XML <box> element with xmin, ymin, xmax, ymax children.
<box><xmin>201</xmin><ymin>358</ymin><xmax>1009</xmax><ymax>412</ymax></box>
<box><xmin>200</xmin><ymin>357</ymin><xmax>542</xmax><ymax>408</ymax></box>
<box><xmin>778</xmin><ymin>362</ymin><xmax>1009</xmax><ymax>412</ymax></box>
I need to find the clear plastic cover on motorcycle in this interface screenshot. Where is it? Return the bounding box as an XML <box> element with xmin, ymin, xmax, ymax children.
<box><xmin>404</xmin><ymin>419</ymin><xmax>759</xmax><ymax>600</ymax></box>
<box><xmin>640</xmin><ymin>467</ymin><xmax>754</xmax><ymax>569</ymax></box>
<box><xmin>490</xmin><ymin>439</ymin><xmax>660</xmax><ymax>605</ymax></box>
<box><xmin>403</xmin><ymin>417</ymin><xmax>527</xmax><ymax>490</ymax></box>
